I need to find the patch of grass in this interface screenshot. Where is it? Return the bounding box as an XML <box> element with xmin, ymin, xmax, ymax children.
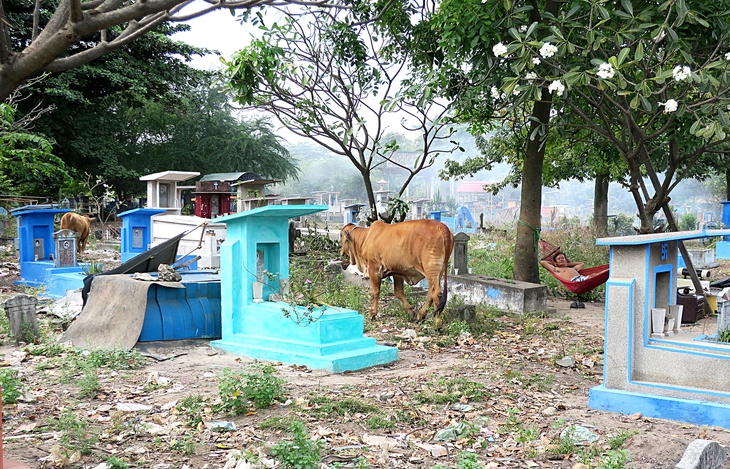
<box><xmin>415</xmin><ymin>377</ymin><xmax>489</xmax><ymax>404</ymax></box>
<box><xmin>366</xmin><ymin>415</ymin><xmax>395</xmax><ymax>429</ymax></box>
<box><xmin>177</xmin><ymin>394</ymin><xmax>208</xmax><ymax>427</ymax></box>
<box><xmin>305</xmin><ymin>394</ymin><xmax>379</xmax><ymax>418</ymax></box>
<box><xmin>217</xmin><ymin>364</ymin><xmax>287</xmax><ymax>414</ymax></box>
<box><xmin>77</xmin><ymin>364</ymin><xmax>101</xmax><ymax>398</ymax></box>
<box><xmin>0</xmin><ymin>369</ymin><xmax>24</xmax><ymax>403</ymax></box>
<box><xmin>321</xmin><ymin>277</ymin><xmax>371</xmax><ymax>314</ymax></box>
<box><xmin>54</xmin><ymin>348</ymin><xmax>146</xmax><ymax>375</ymax></box>
<box><xmin>607</xmin><ymin>429</ymin><xmax>637</xmax><ymax>450</ymax></box>
<box><xmin>259</xmin><ymin>415</ymin><xmax>303</xmax><ymax>431</ymax></box>
<box><xmin>170</xmin><ymin>435</ymin><xmax>197</xmax><ymax>455</ymax></box>
<box><xmin>47</xmin><ymin>408</ymin><xmax>97</xmax><ymax>455</ymax></box>
<box><xmin>25</xmin><ymin>341</ymin><xmax>67</xmax><ymax>357</ymax></box>
<box><xmin>717</xmin><ymin>328</ymin><xmax>730</xmax><ymax>342</ymax></box>
<box><xmin>271</xmin><ymin>421</ymin><xmax>324</xmax><ymax>469</ymax></box>
<box><xmin>105</xmin><ymin>456</ymin><xmax>129</xmax><ymax>469</ymax></box>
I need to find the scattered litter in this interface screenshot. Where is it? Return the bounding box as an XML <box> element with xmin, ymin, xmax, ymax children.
<box><xmin>450</xmin><ymin>403</ymin><xmax>473</xmax><ymax>412</ymax></box>
<box><xmin>362</xmin><ymin>434</ymin><xmax>399</xmax><ymax>451</ymax></box>
<box><xmin>434</xmin><ymin>422</ymin><xmax>470</xmax><ymax>441</ymax></box>
<box><xmin>41</xmin><ymin>445</ymin><xmax>81</xmax><ymax>466</ymax></box>
<box><xmin>399</xmin><ymin>329</ymin><xmax>417</xmax><ymax>340</ymax></box>
<box><xmin>116</xmin><ymin>402</ymin><xmax>154</xmax><ymax>412</ymax></box>
<box><xmin>204</xmin><ymin>420</ymin><xmax>237</xmax><ymax>432</ymax></box>
<box><xmin>415</xmin><ymin>442</ymin><xmax>448</xmax><ymax>458</ymax></box>
<box><xmin>146</xmin><ymin>371</ymin><xmax>171</xmax><ymax>386</ymax></box>
<box><xmin>556</xmin><ymin>356</ymin><xmax>575</xmax><ymax>368</ymax></box>
<box><xmin>560</xmin><ymin>425</ymin><xmax>599</xmax><ymax>444</ymax></box>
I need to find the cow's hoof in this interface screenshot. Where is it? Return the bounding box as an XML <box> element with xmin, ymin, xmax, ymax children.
<box><xmin>433</xmin><ymin>318</ymin><xmax>443</xmax><ymax>329</ymax></box>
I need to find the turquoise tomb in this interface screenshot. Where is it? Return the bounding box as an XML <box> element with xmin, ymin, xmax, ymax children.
<box><xmin>210</xmin><ymin>205</ymin><xmax>398</xmax><ymax>372</ymax></box>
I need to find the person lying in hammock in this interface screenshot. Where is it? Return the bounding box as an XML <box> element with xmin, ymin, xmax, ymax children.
<box><xmin>540</xmin><ymin>252</ymin><xmax>593</xmax><ymax>282</ymax></box>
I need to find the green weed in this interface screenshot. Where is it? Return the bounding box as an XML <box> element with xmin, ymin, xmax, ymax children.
<box><xmin>217</xmin><ymin>364</ymin><xmax>286</xmax><ymax>414</ymax></box>
<box><xmin>259</xmin><ymin>415</ymin><xmax>303</xmax><ymax>431</ymax></box>
<box><xmin>77</xmin><ymin>364</ymin><xmax>101</xmax><ymax>398</ymax></box>
<box><xmin>47</xmin><ymin>408</ymin><xmax>97</xmax><ymax>455</ymax></box>
<box><xmin>415</xmin><ymin>377</ymin><xmax>489</xmax><ymax>404</ymax></box>
<box><xmin>170</xmin><ymin>435</ymin><xmax>197</xmax><ymax>455</ymax></box>
<box><xmin>717</xmin><ymin>328</ymin><xmax>730</xmax><ymax>342</ymax></box>
<box><xmin>177</xmin><ymin>394</ymin><xmax>208</xmax><ymax>427</ymax></box>
<box><xmin>597</xmin><ymin>449</ymin><xmax>632</xmax><ymax>469</ymax></box>
<box><xmin>25</xmin><ymin>341</ymin><xmax>67</xmax><ymax>357</ymax></box>
<box><xmin>271</xmin><ymin>421</ymin><xmax>324</xmax><ymax>469</ymax></box>
<box><xmin>607</xmin><ymin>429</ymin><xmax>637</xmax><ymax>450</ymax></box>
<box><xmin>366</xmin><ymin>415</ymin><xmax>395</xmax><ymax>429</ymax></box>
<box><xmin>105</xmin><ymin>456</ymin><xmax>129</xmax><ymax>469</ymax></box>
<box><xmin>0</xmin><ymin>369</ymin><xmax>24</xmax><ymax>403</ymax></box>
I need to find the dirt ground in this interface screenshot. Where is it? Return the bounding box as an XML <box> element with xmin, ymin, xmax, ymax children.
<box><xmin>0</xmin><ymin>248</ymin><xmax>729</xmax><ymax>469</ymax></box>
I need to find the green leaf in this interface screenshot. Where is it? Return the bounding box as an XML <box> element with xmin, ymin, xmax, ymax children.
<box><xmin>620</xmin><ymin>0</ymin><xmax>634</xmax><ymax>15</ymax></box>
<box><xmin>617</xmin><ymin>48</ymin><xmax>630</xmax><ymax>66</ymax></box>
<box><xmin>634</xmin><ymin>41</ymin><xmax>644</xmax><ymax>61</ymax></box>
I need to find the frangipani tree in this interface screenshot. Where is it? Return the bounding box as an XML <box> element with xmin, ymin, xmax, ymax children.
<box><xmin>398</xmin><ymin>0</ymin><xmax>730</xmax><ymax>281</ymax></box>
<box><xmin>435</xmin><ymin>0</ymin><xmax>730</xmax><ymax>233</ymax></box>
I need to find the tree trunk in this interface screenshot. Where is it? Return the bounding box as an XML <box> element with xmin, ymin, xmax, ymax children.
<box><xmin>593</xmin><ymin>173</ymin><xmax>609</xmax><ymax>237</ymax></box>
<box><xmin>514</xmin><ymin>88</ymin><xmax>552</xmax><ymax>283</ymax></box>
<box><xmin>726</xmin><ymin>167</ymin><xmax>730</xmax><ymax>201</ymax></box>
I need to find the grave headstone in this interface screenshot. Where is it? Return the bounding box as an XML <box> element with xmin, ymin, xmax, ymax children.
<box><xmin>3</xmin><ymin>294</ymin><xmax>39</xmax><ymax>345</ymax></box>
<box><xmin>675</xmin><ymin>440</ymin><xmax>727</xmax><ymax>469</ymax></box>
<box><xmin>53</xmin><ymin>229</ymin><xmax>78</xmax><ymax>267</ymax></box>
<box><xmin>453</xmin><ymin>232</ymin><xmax>470</xmax><ymax>275</ymax></box>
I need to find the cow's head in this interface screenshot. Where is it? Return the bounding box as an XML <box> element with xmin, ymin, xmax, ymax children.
<box><xmin>340</xmin><ymin>224</ymin><xmax>357</xmax><ymax>269</ymax></box>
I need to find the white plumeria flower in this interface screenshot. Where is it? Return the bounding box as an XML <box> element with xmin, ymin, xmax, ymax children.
<box><xmin>519</xmin><ymin>25</ymin><xmax>528</xmax><ymax>33</ymax></box>
<box><xmin>597</xmin><ymin>62</ymin><xmax>615</xmax><ymax>79</ymax></box>
<box><xmin>491</xmin><ymin>86</ymin><xmax>501</xmax><ymax>100</ymax></box>
<box><xmin>525</xmin><ymin>72</ymin><xmax>537</xmax><ymax>80</ymax></box>
<box><xmin>660</xmin><ymin>99</ymin><xmax>678</xmax><ymax>113</ymax></box>
<box><xmin>548</xmin><ymin>80</ymin><xmax>565</xmax><ymax>96</ymax></box>
<box><xmin>672</xmin><ymin>65</ymin><xmax>691</xmax><ymax>82</ymax></box>
<box><xmin>513</xmin><ymin>88</ymin><xmax>521</xmax><ymax>96</ymax></box>
<box><xmin>725</xmin><ymin>52</ymin><xmax>730</xmax><ymax>61</ymax></box>
<box><xmin>492</xmin><ymin>42</ymin><xmax>508</xmax><ymax>58</ymax></box>
<box><xmin>539</xmin><ymin>42</ymin><xmax>558</xmax><ymax>58</ymax></box>
<box><xmin>532</xmin><ymin>57</ymin><xmax>541</xmax><ymax>65</ymax></box>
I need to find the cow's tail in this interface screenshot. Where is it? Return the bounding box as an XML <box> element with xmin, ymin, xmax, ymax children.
<box><xmin>435</xmin><ymin>223</ymin><xmax>453</xmax><ymax>314</ymax></box>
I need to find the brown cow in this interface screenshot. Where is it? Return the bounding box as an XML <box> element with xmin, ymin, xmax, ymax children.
<box><xmin>60</xmin><ymin>213</ymin><xmax>93</xmax><ymax>255</ymax></box>
<box><xmin>340</xmin><ymin>220</ymin><xmax>454</xmax><ymax>328</ymax></box>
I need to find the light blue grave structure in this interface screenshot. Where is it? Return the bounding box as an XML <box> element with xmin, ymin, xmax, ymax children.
<box><xmin>210</xmin><ymin>205</ymin><xmax>398</xmax><ymax>373</ymax></box>
<box><xmin>589</xmin><ymin>229</ymin><xmax>730</xmax><ymax>429</ymax></box>
<box><xmin>117</xmin><ymin>208</ymin><xmax>167</xmax><ymax>263</ymax></box>
<box><xmin>11</xmin><ymin>206</ymin><xmax>93</xmax><ymax>298</ymax></box>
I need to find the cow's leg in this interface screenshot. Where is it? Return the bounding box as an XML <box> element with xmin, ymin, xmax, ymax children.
<box><xmin>392</xmin><ymin>277</ymin><xmax>415</xmax><ymax>319</ymax></box>
<box><xmin>368</xmin><ymin>272</ymin><xmax>382</xmax><ymax>320</ymax></box>
<box><xmin>416</xmin><ymin>275</ymin><xmax>443</xmax><ymax>328</ymax></box>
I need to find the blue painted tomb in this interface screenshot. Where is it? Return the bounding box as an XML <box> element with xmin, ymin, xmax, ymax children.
<box><xmin>210</xmin><ymin>205</ymin><xmax>398</xmax><ymax>372</ymax></box>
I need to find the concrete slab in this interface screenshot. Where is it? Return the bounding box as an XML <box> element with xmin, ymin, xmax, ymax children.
<box><xmin>447</xmin><ymin>274</ymin><xmax>551</xmax><ymax>314</ymax></box>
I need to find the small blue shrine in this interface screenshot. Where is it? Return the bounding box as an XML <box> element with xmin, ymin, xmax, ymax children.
<box><xmin>11</xmin><ymin>206</ymin><xmax>92</xmax><ymax>298</ymax></box>
<box><xmin>210</xmin><ymin>205</ymin><xmax>398</xmax><ymax>373</ymax></box>
<box><xmin>117</xmin><ymin>208</ymin><xmax>167</xmax><ymax>263</ymax></box>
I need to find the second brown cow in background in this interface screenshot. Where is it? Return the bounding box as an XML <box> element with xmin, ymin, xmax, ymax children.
<box><xmin>60</xmin><ymin>213</ymin><xmax>93</xmax><ymax>255</ymax></box>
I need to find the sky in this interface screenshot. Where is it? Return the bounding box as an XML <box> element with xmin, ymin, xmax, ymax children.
<box><xmin>173</xmin><ymin>10</ymin><xmax>254</xmax><ymax>72</ymax></box>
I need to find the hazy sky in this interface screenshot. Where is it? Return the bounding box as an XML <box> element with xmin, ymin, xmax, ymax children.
<box><xmin>173</xmin><ymin>9</ymin><xmax>255</xmax><ymax>71</ymax></box>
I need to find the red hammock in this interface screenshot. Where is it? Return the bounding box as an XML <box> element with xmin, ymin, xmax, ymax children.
<box><xmin>539</xmin><ymin>239</ymin><xmax>610</xmax><ymax>295</ymax></box>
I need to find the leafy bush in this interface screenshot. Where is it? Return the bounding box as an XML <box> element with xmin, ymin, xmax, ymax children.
<box><xmin>217</xmin><ymin>364</ymin><xmax>286</xmax><ymax>414</ymax></box>
<box><xmin>271</xmin><ymin>421</ymin><xmax>323</xmax><ymax>469</ymax></box>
